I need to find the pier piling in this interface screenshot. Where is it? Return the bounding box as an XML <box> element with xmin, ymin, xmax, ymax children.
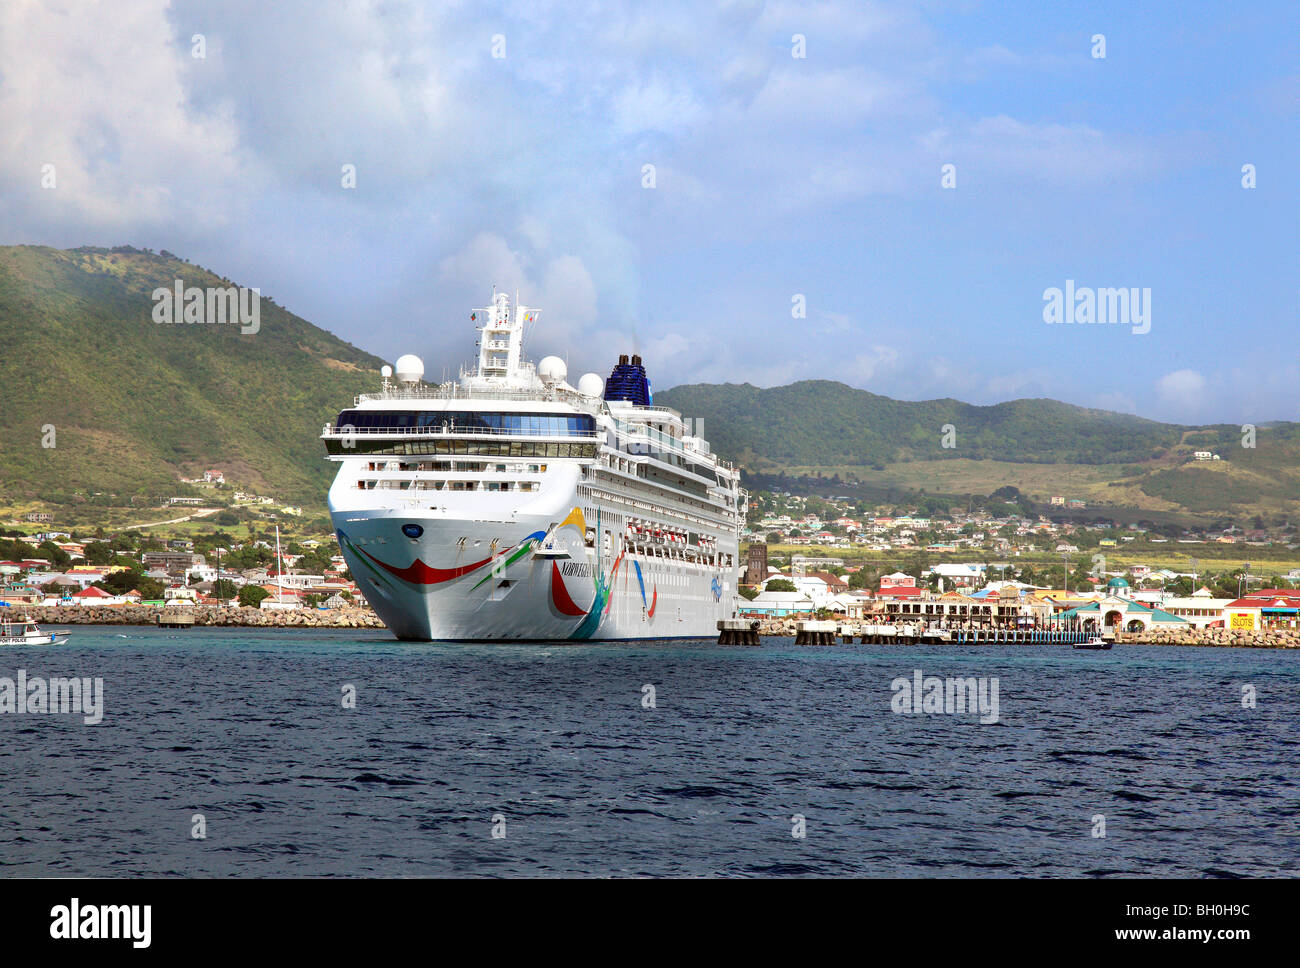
<box><xmin>717</xmin><ymin>619</ymin><xmax>761</xmax><ymax>646</ymax></box>
<box><xmin>794</xmin><ymin>620</ymin><xmax>837</xmax><ymax>646</ymax></box>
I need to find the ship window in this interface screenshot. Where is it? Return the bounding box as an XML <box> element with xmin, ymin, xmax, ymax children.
<box><xmin>335</xmin><ymin>410</ymin><xmax>595</xmax><ymax>436</ymax></box>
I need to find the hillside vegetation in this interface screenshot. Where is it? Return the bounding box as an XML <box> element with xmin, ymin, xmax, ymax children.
<box><xmin>0</xmin><ymin>245</ymin><xmax>384</xmax><ymax>503</ymax></box>
<box><xmin>2</xmin><ymin>245</ymin><xmax>1294</xmax><ymax>523</ymax></box>
<box><xmin>656</xmin><ymin>382</ymin><xmax>1300</xmax><ymax>519</ymax></box>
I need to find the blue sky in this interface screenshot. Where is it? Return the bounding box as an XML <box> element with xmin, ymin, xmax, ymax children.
<box><xmin>1</xmin><ymin>0</ymin><xmax>1296</xmax><ymax>423</ymax></box>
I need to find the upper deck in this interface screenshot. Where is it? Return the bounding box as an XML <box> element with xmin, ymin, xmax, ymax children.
<box><xmin>320</xmin><ymin>288</ymin><xmax>739</xmax><ymax>500</ymax></box>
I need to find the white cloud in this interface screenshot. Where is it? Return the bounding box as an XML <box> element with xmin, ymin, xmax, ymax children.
<box><xmin>1155</xmin><ymin>369</ymin><xmax>1208</xmax><ymax>415</ymax></box>
<box><xmin>925</xmin><ymin>115</ymin><xmax>1154</xmax><ymax>185</ymax></box>
<box><xmin>434</xmin><ymin>231</ymin><xmax>597</xmax><ymax>352</ymax></box>
<box><xmin>2</xmin><ymin>0</ymin><xmax>1277</xmax><ymax>428</ymax></box>
<box><xmin>747</xmin><ymin>67</ymin><xmax>925</xmax><ymax>124</ymax></box>
<box><xmin>0</xmin><ymin>0</ymin><xmax>246</xmax><ymax>232</ymax></box>
<box><xmin>851</xmin><ymin>346</ymin><xmax>901</xmax><ymax>381</ymax></box>
<box><xmin>612</xmin><ymin>76</ymin><xmax>706</xmax><ymax>136</ymax></box>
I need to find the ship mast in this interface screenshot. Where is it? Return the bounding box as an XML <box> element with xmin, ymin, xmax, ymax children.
<box><xmin>470</xmin><ymin>289</ymin><xmax>537</xmax><ymax>388</ymax></box>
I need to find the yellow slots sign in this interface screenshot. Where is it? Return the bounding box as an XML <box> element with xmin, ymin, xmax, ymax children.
<box><xmin>1230</xmin><ymin>613</ymin><xmax>1256</xmax><ymax>630</ymax></box>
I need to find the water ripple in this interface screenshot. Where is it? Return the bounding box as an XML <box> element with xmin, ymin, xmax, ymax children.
<box><xmin>0</xmin><ymin>627</ymin><xmax>1296</xmax><ymax>877</ymax></box>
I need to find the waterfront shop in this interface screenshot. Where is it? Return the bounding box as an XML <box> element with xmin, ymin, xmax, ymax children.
<box><xmin>1223</xmin><ymin>590</ymin><xmax>1300</xmax><ymax>631</ymax></box>
<box><xmin>1054</xmin><ymin>595</ymin><xmax>1188</xmax><ymax>633</ymax></box>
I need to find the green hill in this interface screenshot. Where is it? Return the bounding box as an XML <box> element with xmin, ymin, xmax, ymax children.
<box><xmin>2</xmin><ymin>244</ymin><xmax>1294</xmax><ymax>524</ymax></box>
<box><xmin>0</xmin><ymin>244</ymin><xmax>383</xmax><ymax>505</ymax></box>
<box><xmin>656</xmin><ymin>381</ymin><xmax>1300</xmax><ymax>519</ymax></box>
<box><xmin>657</xmin><ymin>380</ymin><xmax>1183</xmax><ymax>466</ymax></box>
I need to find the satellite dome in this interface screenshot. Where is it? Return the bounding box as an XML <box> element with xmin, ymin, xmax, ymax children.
<box><xmin>537</xmin><ymin>356</ymin><xmax>567</xmax><ymax>385</ymax></box>
<box><xmin>577</xmin><ymin>372</ymin><xmax>604</xmax><ymax>397</ymax></box>
<box><xmin>380</xmin><ymin>365</ymin><xmax>393</xmax><ymax>378</ymax></box>
<box><xmin>394</xmin><ymin>354</ymin><xmax>424</xmax><ymax>384</ymax></box>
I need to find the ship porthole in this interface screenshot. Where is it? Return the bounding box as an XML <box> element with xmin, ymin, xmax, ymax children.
<box><xmin>401</xmin><ymin>524</ymin><xmax>424</xmax><ymax>539</ymax></box>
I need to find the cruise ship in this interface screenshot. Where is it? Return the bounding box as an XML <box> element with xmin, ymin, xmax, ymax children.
<box><xmin>321</xmin><ymin>290</ymin><xmax>747</xmax><ymax>640</ymax></box>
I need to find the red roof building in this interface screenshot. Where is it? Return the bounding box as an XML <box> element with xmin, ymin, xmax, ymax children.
<box><xmin>878</xmin><ymin>585</ymin><xmax>924</xmax><ymax>599</ymax></box>
<box><xmin>1223</xmin><ymin>590</ymin><xmax>1300</xmax><ymax>631</ymax></box>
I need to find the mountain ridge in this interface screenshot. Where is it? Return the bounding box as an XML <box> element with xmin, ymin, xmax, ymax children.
<box><xmin>654</xmin><ymin>381</ymin><xmax>1300</xmax><ymax>519</ymax></box>
<box><xmin>1</xmin><ymin>244</ymin><xmax>1295</xmax><ymax>522</ymax></box>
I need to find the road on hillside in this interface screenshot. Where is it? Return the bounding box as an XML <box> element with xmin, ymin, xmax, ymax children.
<box><xmin>128</xmin><ymin>508</ymin><xmax>220</xmax><ymax>529</ymax></box>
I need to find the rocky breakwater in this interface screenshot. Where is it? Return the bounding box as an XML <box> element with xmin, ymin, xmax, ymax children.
<box><xmin>1116</xmin><ymin>626</ymin><xmax>1300</xmax><ymax>648</ymax></box>
<box><xmin>757</xmin><ymin>617</ymin><xmax>801</xmax><ymax>637</ymax></box>
<box><xmin>21</xmin><ymin>605</ymin><xmax>387</xmax><ymax>630</ymax></box>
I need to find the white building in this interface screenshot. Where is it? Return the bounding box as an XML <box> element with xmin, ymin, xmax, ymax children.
<box><xmin>739</xmin><ymin>590</ymin><xmax>816</xmax><ymax>617</ymax></box>
<box><xmin>926</xmin><ymin>563</ymin><xmax>986</xmax><ymax>584</ymax></box>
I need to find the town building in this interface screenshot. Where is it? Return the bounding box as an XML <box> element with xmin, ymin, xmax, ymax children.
<box><xmin>738</xmin><ymin>590</ymin><xmax>816</xmax><ymax>618</ymax></box>
<box><xmin>142</xmin><ymin>551</ymin><xmax>206</xmax><ymax>577</ymax></box>
<box><xmin>745</xmin><ymin>542</ymin><xmax>768</xmax><ymax>584</ymax></box>
<box><xmin>880</xmin><ymin>571</ymin><xmax>916</xmax><ymax>590</ymax></box>
<box><xmin>1223</xmin><ymin>590</ymin><xmax>1300</xmax><ymax>631</ymax></box>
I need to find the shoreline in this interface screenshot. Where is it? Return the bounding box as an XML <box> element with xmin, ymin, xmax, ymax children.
<box><xmin>16</xmin><ymin>604</ymin><xmax>385</xmax><ymax>629</ymax></box>
<box><xmin>754</xmin><ymin>617</ymin><xmax>1300</xmax><ymax>649</ymax></box>
<box><xmin>7</xmin><ymin>606</ymin><xmax>1299</xmax><ymax>647</ymax></box>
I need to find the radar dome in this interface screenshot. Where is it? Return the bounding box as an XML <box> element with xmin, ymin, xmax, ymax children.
<box><xmin>394</xmin><ymin>354</ymin><xmax>424</xmax><ymax>384</ymax></box>
<box><xmin>380</xmin><ymin>365</ymin><xmax>393</xmax><ymax>378</ymax></box>
<box><xmin>577</xmin><ymin>372</ymin><xmax>604</xmax><ymax>397</ymax></box>
<box><xmin>537</xmin><ymin>356</ymin><xmax>567</xmax><ymax>385</ymax></box>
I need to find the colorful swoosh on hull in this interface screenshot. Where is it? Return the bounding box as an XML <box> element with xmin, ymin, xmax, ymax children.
<box><xmin>549</xmin><ymin>561</ymin><xmax>588</xmax><ymax>616</ymax></box>
<box><xmin>339</xmin><ymin>528</ymin><xmax>546</xmax><ymax>589</ymax></box>
<box><xmin>632</xmin><ymin>559</ymin><xmax>658</xmax><ymax>621</ymax></box>
<box><xmin>561</xmin><ymin>506</ymin><xmax>611</xmax><ymax>640</ymax></box>
<box><xmin>602</xmin><ymin>551</ymin><xmax>625</xmax><ymax>616</ymax></box>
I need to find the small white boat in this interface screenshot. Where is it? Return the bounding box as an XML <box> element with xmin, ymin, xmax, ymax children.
<box><xmin>1073</xmin><ymin>635</ymin><xmax>1112</xmax><ymax>651</ymax></box>
<box><xmin>0</xmin><ymin>615</ymin><xmax>71</xmax><ymax>646</ymax></box>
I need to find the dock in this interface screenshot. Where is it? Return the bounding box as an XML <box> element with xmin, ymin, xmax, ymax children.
<box><xmin>794</xmin><ymin>620</ymin><xmax>838</xmax><ymax>646</ymax></box>
<box><xmin>841</xmin><ymin>624</ymin><xmax>1102</xmax><ymax>646</ymax></box>
<box><xmin>716</xmin><ymin>618</ymin><xmax>761</xmax><ymax>645</ymax></box>
<box><xmin>157</xmin><ymin>611</ymin><xmax>195</xmax><ymax>629</ymax></box>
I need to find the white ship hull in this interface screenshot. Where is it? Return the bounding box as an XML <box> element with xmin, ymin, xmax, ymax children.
<box><xmin>330</xmin><ymin>503</ymin><xmax>736</xmax><ymax>642</ymax></box>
